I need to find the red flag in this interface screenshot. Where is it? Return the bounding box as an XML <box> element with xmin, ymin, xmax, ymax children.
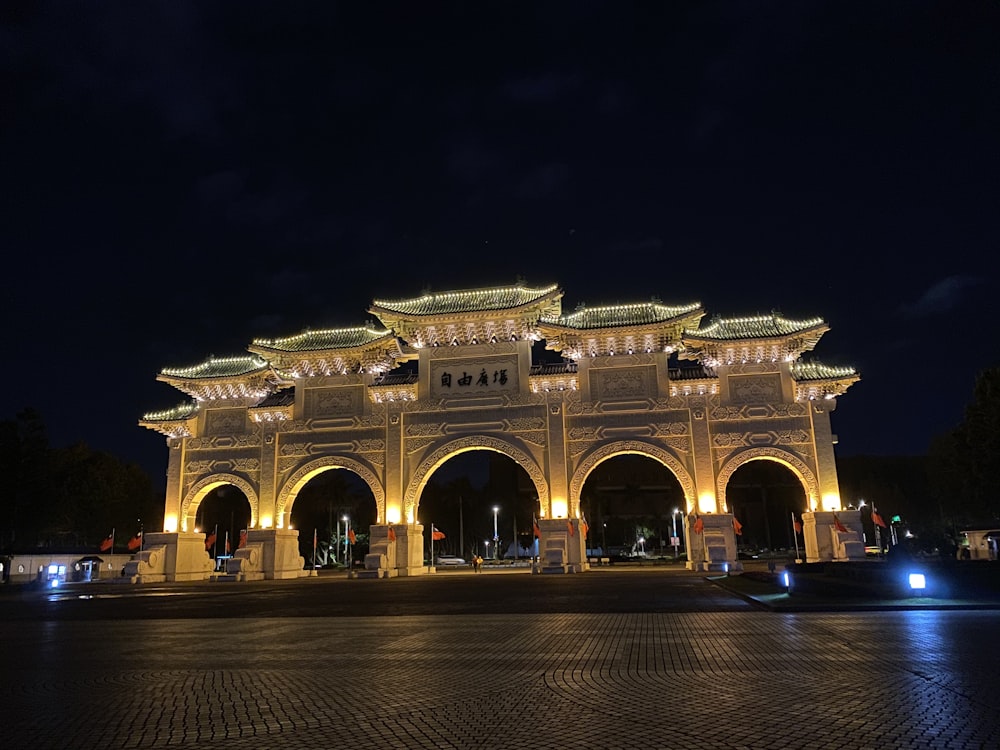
<box><xmin>238</xmin><ymin>529</ymin><xmax>247</xmax><ymax>549</ymax></box>
<box><xmin>127</xmin><ymin>532</ymin><xmax>142</xmax><ymax>551</ymax></box>
<box><xmin>225</xmin><ymin>533</ymin><xmax>230</xmax><ymax>555</ymax></box>
<box><xmin>871</xmin><ymin>511</ymin><xmax>887</xmax><ymax>528</ymax></box>
<box><xmin>567</xmin><ymin>519</ymin><xmax>575</xmax><ymax>537</ymax></box>
<box><xmin>348</xmin><ymin>527</ymin><xmax>356</xmax><ymax>544</ymax></box>
<box><xmin>387</xmin><ymin>526</ymin><xmax>396</xmax><ymax>542</ymax></box>
<box><xmin>732</xmin><ymin>517</ymin><xmax>743</xmax><ymax>536</ymax></box>
<box><xmin>833</xmin><ymin>514</ymin><xmax>848</xmax><ymax>533</ymax></box>
<box><xmin>99</xmin><ymin>532</ymin><xmax>113</xmax><ymax>552</ymax></box>
<box><xmin>204</xmin><ymin>530</ymin><xmax>217</xmax><ymax>551</ymax></box>
<box><xmin>533</xmin><ymin>519</ymin><xmax>541</xmax><ymax>538</ymax></box>
<box><xmin>792</xmin><ymin>514</ymin><xmax>803</xmax><ymax>534</ymax></box>
<box><xmin>581</xmin><ymin>516</ymin><xmax>589</xmax><ymax>536</ymax></box>
<box><xmin>693</xmin><ymin>515</ymin><xmax>704</xmax><ymax>534</ymax></box>
<box><xmin>432</xmin><ymin>526</ymin><xmax>446</xmax><ymax>541</ymax></box>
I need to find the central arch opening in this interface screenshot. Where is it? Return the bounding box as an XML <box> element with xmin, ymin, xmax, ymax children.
<box><xmin>416</xmin><ymin>450</ymin><xmax>538</xmax><ymax>568</ymax></box>
<box><xmin>288</xmin><ymin>468</ymin><xmax>377</xmax><ymax>570</ymax></box>
<box><xmin>725</xmin><ymin>459</ymin><xmax>806</xmax><ymax>558</ymax></box>
<box><xmin>581</xmin><ymin>454</ymin><xmax>686</xmax><ymax>561</ymax></box>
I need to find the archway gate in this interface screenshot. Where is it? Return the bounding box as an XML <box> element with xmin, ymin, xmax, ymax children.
<box><xmin>138</xmin><ymin>282</ymin><xmax>862</xmax><ymax>582</ymax></box>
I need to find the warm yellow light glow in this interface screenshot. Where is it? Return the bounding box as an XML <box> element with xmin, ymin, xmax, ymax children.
<box><xmin>698</xmin><ymin>492</ymin><xmax>718</xmax><ymax>514</ymax></box>
<box><xmin>387</xmin><ymin>506</ymin><xmax>402</xmax><ymax>524</ymax></box>
<box><xmin>261</xmin><ymin>516</ymin><xmax>273</xmax><ymax>529</ymax></box>
<box><xmin>164</xmin><ymin>515</ymin><xmax>177</xmax><ymax>533</ymax></box>
<box><xmin>551</xmin><ymin>499</ymin><xmax>568</xmax><ymax>518</ymax></box>
<box><xmin>821</xmin><ymin>494</ymin><xmax>841</xmax><ymax>512</ymax></box>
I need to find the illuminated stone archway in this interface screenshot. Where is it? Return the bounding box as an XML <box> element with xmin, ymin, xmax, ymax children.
<box><xmin>180</xmin><ymin>473</ymin><xmax>260</xmax><ymax>533</ymax></box>
<box><xmin>570</xmin><ymin>440</ymin><xmax>695</xmax><ymax>516</ymax></box>
<box><xmin>276</xmin><ymin>455</ymin><xmax>385</xmax><ymax>530</ymax></box>
<box><xmin>143</xmin><ymin>281</ymin><xmax>861</xmax><ymax>579</ymax></box>
<box><xmin>715</xmin><ymin>448</ymin><xmax>818</xmax><ymax>513</ymax></box>
<box><xmin>404</xmin><ymin>435</ymin><xmax>548</xmax><ymax>522</ymax></box>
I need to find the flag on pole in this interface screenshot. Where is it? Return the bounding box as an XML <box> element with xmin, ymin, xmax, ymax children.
<box><xmin>792</xmin><ymin>513</ymin><xmax>802</xmax><ymax>534</ymax></box>
<box><xmin>833</xmin><ymin>514</ymin><xmax>848</xmax><ymax>533</ymax></box>
<box><xmin>567</xmin><ymin>519</ymin><xmax>575</xmax><ymax>537</ymax></box>
<box><xmin>238</xmin><ymin>529</ymin><xmax>248</xmax><ymax>549</ymax></box>
<box><xmin>732</xmin><ymin>517</ymin><xmax>743</xmax><ymax>536</ymax></box>
<box><xmin>581</xmin><ymin>515</ymin><xmax>589</xmax><ymax>536</ymax></box>
<box><xmin>225</xmin><ymin>532</ymin><xmax>230</xmax><ymax>555</ymax></box>
<box><xmin>204</xmin><ymin>528</ymin><xmax>217</xmax><ymax>551</ymax></box>
<box><xmin>532</xmin><ymin>518</ymin><xmax>541</xmax><ymax>538</ymax></box>
<box><xmin>693</xmin><ymin>514</ymin><xmax>704</xmax><ymax>534</ymax></box>
<box><xmin>432</xmin><ymin>525</ymin><xmax>446</xmax><ymax>541</ymax></box>
<box><xmin>99</xmin><ymin>530</ymin><xmax>114</xmax><ymax>552</ymax></box>
<box><xmin>387</xmin><ymin>526</ymin><xmax>396</xmax><ymax>542</ymax></box>
<box><xmin>348</xmin><ymin>527</ymin><xmax>356</xmax><ymax>544</ymax></box>
<box><xmin>127</xmin><ymin>532</ymin><xmax>143</xmax><ymax>551</ymax></box>
<box><xmin>871</xmin><ymin>510</ymin><xmax>888</xmax><ymax>528</ymax></box>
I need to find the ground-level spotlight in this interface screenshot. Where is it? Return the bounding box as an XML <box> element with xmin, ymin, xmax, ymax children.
<box><xmin>908</xmin><ymin>572</ymin><xmax>926</xmax><ymax>592</ymax></box>
<box><xmin>781</xmin><ymin>570</ymin><xmax>791</xmax><ymax>591</ymax></box>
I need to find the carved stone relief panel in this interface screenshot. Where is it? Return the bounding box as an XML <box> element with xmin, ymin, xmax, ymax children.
<box><xmin>205</xmin><ymin>408</ymin><xmax>248</xmax><ymax>436</ymax></box>
<box><xmin>589</xmin><ymin>365</ymin><xmax>655</xmax><ymax>400</ymax></box>
<box><xmin>728</xmin><ymin>373</ymin><xmax>782</xmax><ymax>404</ymax></box>
<box><xmin>305</xmin><ymin>385</ymin><xmax>363</xmax><ymax>418</ymax></box>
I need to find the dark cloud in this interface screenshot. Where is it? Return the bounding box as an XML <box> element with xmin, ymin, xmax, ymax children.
<box><xmin>896</xmin><ymin>276</ymin><xmax>989</xmax><ymax>319</ymax></box>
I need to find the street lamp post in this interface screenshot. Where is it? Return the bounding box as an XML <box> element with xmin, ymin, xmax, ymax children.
<box><xmin>672</xmin><ymin>508</ymin><xmax>680</xmax><ymax>560</ymax></box>
<box><xmin>492</xmin><ymin>506</ymin><xmax>500</xmax><ymax>560</ymax></box>
<box><xmin>342</xmin><ymin>515</ymin><xmax>350</xmax><ymax>567</ymax></box>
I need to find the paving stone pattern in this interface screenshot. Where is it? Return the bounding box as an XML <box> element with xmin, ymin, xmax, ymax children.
<box><xmin>2</xmin><ymin>609</ymin><xmax>998</xmax><ymax>750</ymax></box>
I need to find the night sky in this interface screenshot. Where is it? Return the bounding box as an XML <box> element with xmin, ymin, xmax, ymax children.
<box><xmin>4</xmin><ymin>2</ymin><xmax>998</xmax><ymax>490</ymax></box>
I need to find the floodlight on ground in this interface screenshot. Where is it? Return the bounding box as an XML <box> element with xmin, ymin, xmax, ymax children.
<box><xmin>781</xmin><ymin>570</ymin><xmax>791</xmax><ymax>590</ymax></box>
<box><xmin>908</xmin><ymin>572</ymin><xmax>926</xmax><ymax>591</ymax></box>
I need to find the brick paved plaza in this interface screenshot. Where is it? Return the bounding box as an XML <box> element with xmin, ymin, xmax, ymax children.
<box><xmin>2</xmin><ymin>568</ymin><xmax>998</xmax><ymax>749</ymax></box>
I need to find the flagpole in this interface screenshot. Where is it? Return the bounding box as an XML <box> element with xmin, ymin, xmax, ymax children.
<box><xmin>791</xmin><ymin>512</ymin><xmax>801</xmax><ymax>562</ymax></box>
<box><xmin>430</xmin><ymin>523</ymin><xmax>434</xmax><ymax>572</ymax></box>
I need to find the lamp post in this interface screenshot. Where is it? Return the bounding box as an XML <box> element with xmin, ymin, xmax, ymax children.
<box><xmin>672</xmin><ymin>508</ymin><xmax>680</xmax><ymax>560</ymax></box>
<box><xmin>492</xmin><ymin>506</ymin><xmax>500</xmax><ymax>560</ymax></box>
<box><xmin>342</xmin><ymin>515</ymin><xmax>350</xmax><ymax>567</ymax></box>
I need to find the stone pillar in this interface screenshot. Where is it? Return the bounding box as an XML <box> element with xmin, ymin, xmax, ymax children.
<box><xmin>122</xmin><ymin>531</ymin><xmax>214</xmax><ymax>583</ymax></box>
<box><xmin>393</xmin><ymin>523</ymin><xmax>426</xmax><ymax>576</ymax></box>
<box><xmin>163</xmin><ymin>438</ymin><xmax>185</xmax><ymax>531</ymax></box>
<box><xmin>803</xmin><ymin>510</ymin><xmax>864</xmax><ymax>562</ymax></box>
<box><xmin>536</xmin><ymin>518</ymin><xmax>587</xmax><ymax>573</ymax></box>
<box><xmin>249</xmin><ymin>527</ymin><xmax>307</xmax><ymax>579</ymax></box>
<box><xmin>685</xmin><ymin>514</ymin><xmax>741</xmax><ymax>572</ymax></box>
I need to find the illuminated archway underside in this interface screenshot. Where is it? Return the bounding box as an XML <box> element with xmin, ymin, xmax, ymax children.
<box><xmin>276</xmin><ymin>455</ymin><xmax>386</xmax><ymax>527</ymax></box>
<box><xmin>715</xmin><ymin>448</ymin><xmax>819</xmax><ymax>512</ymax></box>
<box><xmin>181</xmin><ymin>473</ymin><xmax>260</xmax><ymax>532</ymax></box>
<box><xmin>405</xmin><ymin>435</ymin><xmax>549</xmax><ymax>520</ymax></box>
<box><xmin>570</xmin><ymin>441</ymin><xmax>695</xmax><ymax>513</ymax></box>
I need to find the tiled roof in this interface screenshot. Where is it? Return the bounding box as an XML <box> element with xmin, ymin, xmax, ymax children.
<box><xmin>253</xmin><ymin>389</ymin><xmax>296</xmax><ymax>407</ymax></box>
<box><xmin>686</xmin><ymin>313</ymin><xmax>825</xmax><ymax>340</ymax></box>
<box><xmin>141</xmin><ymin>402</ymin><xmax>199</xmax><ymax>422</ymax></box>
<box><xmin>252</xmin><ymin>326</ymin><xmax>394</xmax><ymax>352</ymax></box>
<box><xmin>791</xmin><ymin>362</ymin><xmax>858</xmax><ymax>381</ymax></box>
<box><xmin>371</xmin><ymin>282</ymin><xmax>560</xmax><ymax>316</ymax></box>
<box><xmin>528</xmin><ymin>362</ymin><xmax>579</xmax><ymax>376</ymax></box>
<box><xmin>542</xmin><ymin>301</ymin><xmax>702</xmax><ymax>329</ymax></box>
<box><xmin>372</xmin><ymin>373</ymin><xmax>420</xmax><ymax>386</ymax></box>
<box><xmin>668</xmin><ymin>365</ymin><xmax>716</xmax><ymax>380</ymax></box>
<box><xmin>160</xmin><ymin>355</ymin><xmax>270</xmax><ymax>380</ymax></box>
